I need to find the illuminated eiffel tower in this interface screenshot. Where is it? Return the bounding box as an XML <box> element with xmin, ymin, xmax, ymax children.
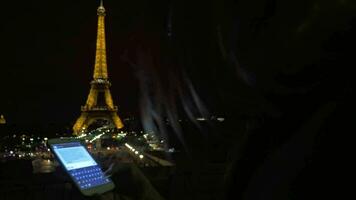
<box><xmin>73</xmin><ymin>0</ymin><xmax>123</xmax><ymax>134</ymax></box>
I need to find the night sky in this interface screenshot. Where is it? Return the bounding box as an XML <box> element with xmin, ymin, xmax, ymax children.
<box><xmin>0</xmin><ymin>0</ymin><xmax>157</xmax><ymax>128</ymax></box>
<box><xmin>0</xmin><ymin>0</ymin><xmax>355</xmax><ymax>132</ymax></box>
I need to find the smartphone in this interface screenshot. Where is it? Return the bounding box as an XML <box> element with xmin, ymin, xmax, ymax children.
<box><xmin>48</xmin><ymin>138</ymin><xmax>115</xmax><ymax>196</ymax></box>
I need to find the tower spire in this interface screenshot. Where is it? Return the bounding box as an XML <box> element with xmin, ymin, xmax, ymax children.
<box><xmin>97</xmin><ymin>0</ymin><xmax>105</xmax><ymax>16</ymax></box>
<box><xmin>94</xmin><ymin>0</ymin><xmax>107</xmax><ymax>79</ymax></box>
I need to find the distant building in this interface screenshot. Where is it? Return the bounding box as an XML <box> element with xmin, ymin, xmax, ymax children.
<box><xmin>0</xmin><ymin>114</ymin><xmax>6</xmax><ymax>124</ymax></box>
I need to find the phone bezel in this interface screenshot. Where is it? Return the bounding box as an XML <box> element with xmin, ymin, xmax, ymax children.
<box><xmin>48</xmin><ymin>138</ymin><xmax>115</xmax><ymax>196</ymax></box>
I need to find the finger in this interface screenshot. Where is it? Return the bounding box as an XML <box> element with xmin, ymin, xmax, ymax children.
<box><xmin>103</xmin><ymin>163</ymin><xmax>115</xmax><ymax>176</ymax></box>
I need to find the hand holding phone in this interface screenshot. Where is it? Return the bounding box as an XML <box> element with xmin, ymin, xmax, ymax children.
<box><xmin>48</xmin><ymin>138</ymin><xmax>115</xmax><ymax>196</ymax></box>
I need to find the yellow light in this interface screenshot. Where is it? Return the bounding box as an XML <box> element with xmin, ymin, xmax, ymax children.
<box><xmin>72</xmin><ymin>1</ymin><xmax>124</xmax><ymax>135</ymax></box>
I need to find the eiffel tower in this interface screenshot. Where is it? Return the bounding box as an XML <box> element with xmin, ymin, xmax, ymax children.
<box><xmin>73</xmin><ymin>0</ymin><xmax>123</xmax><ymax>134</ymax></box>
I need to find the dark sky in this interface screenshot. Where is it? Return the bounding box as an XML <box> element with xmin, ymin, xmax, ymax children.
<box><xmin>0</xmin><ymin>0</ymin><xmax>163</xmax><ymax>128</ymax></box>
<box><xmin>0</xmin><ymin>0</ymin><xmax>355</xmax><ymax>132</ymax></box>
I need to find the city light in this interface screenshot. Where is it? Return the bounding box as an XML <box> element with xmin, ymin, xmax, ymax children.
<box><xmin>126</xmin><ymin>143</ymin><xmax>145</xmax><ymax>160</ymax></box>
<box><xmin>89</xmin><ymin>133</ymin><xmax>105</xmax><ymax>143</ymax></box>
<box><xmin>125</xmin><ymin>143</ymin><xmax>133</xmax><ymax>150</ymax></box>
<box><xmin>217</xmin><ymin>117</ymin><xmax>225</xmax><ymax>122</ymax></box>
<box><xmin>196</xmin><ymin>117</ymin><xmax>207</xmax><ymax>121</ymax></box>
<box><xmin>117</xmin><ymin>133</ymin><xmax>126</xmax><ymax>138</ymax></box>
<box><xmin>77</xmin><ymin>133</ymin><xmax>87</xmax><ymax>139</ymax></box>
